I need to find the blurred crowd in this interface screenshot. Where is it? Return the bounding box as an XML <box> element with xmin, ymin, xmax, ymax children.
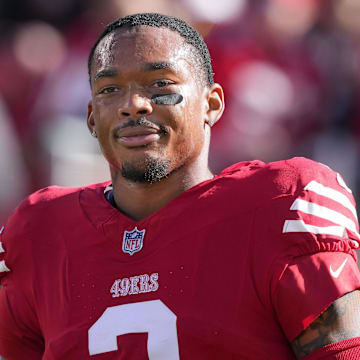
<box><xmin>1</xmin><ymin>0</ymin><xmax>360</xmax><ymax>222</ymax></box>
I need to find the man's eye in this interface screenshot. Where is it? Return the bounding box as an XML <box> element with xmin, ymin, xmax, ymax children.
<box><xmin>153</xmin><ymin>80</ymin><xmax>172</xmax><ymax>88</ymax></box>
<box><xmin>98</xmin><ymin>86</ymin><xmax>118</xmax><ymax>94</ymax></box>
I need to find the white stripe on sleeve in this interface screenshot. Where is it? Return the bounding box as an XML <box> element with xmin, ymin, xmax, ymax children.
<box><xmin>337</xmin><ymin>173</ymin><xmax>352</xmax><ymax>194</ymax></box>
<box><xmin>290</xmin><ymin>199</ymin><xmax>360</xmax><ymax>238</ymax></box>
<box><xmin>304</xmin><ymin>181</ymin><xmax>358</xmax><ymax>220</ymax></box>
<box><xmin>283</xmin><ymin>219</ymin><xmax>347</xmax><ymax>237</ymax></box>
<box><xmin>283</xmin><ymin>219</ymin><xmax>359</xmax><ymax>248</ymax></box>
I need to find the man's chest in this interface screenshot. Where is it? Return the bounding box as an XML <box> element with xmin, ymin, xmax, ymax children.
<box><xmin>35</xmin><ymin>214</ymin><xmax>292</xmax><ymax>359</ymax></box>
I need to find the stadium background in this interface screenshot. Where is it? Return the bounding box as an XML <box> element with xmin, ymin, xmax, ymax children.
<box><xmin>1</xmin><ymin>0</ymin><xmax>360</xmax><ymax>223</ymax></box>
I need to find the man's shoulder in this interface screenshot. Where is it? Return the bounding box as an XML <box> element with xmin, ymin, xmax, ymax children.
<box><xmin>25</xmin><ymin>184</ymin><xmax>83</xmax><ymax>207</ymax></box>
<box><xmin>0</xmin><ymin>182</ymin><xmax>111</xmax><ymax>280</ymax></box>
<box><xmin>244</xmin><ymin>157</ymin><xmax>359</xmax><ymax>255</ymax></box>
<box><xmin>3</xmin><ymin>181</ymin><xmax>111</xmax><ymax>235</ymax></box>
<box><xmin>223</xmin><ymin>157</ymin><xmax>336</xmax><ymax>182</ymax></box>
<box><xmin>264</xmin><ymin>157</ymin><xmax>344</xmax><ymax>188</ymax></box>
<box><xmin>18</xmin><ymin>181</ymin><xmax>110</xmax><ymax>213</ymax></box>
<box><xmin>220</xmin><ymin>157</ymin><xmax>346</xmax><ymax>199</ymax></box>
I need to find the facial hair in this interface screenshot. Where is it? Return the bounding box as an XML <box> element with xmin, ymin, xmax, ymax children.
<box><xmin>121</xmin><ymin>156</ymin><xmax>171</xmax><ymax>184</ymax></box>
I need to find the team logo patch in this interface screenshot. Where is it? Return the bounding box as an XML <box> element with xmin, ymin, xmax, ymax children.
<box><xmin>122</xmin><ymin>227</ymin><xmax>146</xmax><ymax>255</ymax></box>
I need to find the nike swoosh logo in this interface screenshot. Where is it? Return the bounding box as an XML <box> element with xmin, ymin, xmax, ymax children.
<box><xmin>330</xmin><ymin>258</ymin><xmax>348</xmax><ymax>278</ymax></box>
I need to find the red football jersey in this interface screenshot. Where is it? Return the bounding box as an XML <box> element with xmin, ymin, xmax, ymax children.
<box><xmin>1</xmin><ymin>157</ymin><xmax>360</xmax><ymax>359</ymax></box>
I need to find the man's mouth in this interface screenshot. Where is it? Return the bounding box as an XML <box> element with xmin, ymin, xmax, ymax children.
<box><xmin>116</xmin><ymin>127</ymin><xmax>162</xmax><ymax>147</ymax></box>
<box><xmin>114</xmin><ymin>121</ymin><xmax>166</xmax><ymax>147</ymax></box>
<box><xmin>113</xmin><ymin>118</ymin><xmax>168</xmax><ymax>147</ymax></box>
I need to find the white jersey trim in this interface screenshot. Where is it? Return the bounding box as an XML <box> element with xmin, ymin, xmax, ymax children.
<box><xmin>304</xmin><ymin>180</ymin><xmax>357</xmax><ymax>220</ymax></box>
<box><xmin>0</xmin><ymin>242</ymin><xmax>4</xmax><ymax>253</ymax></box>
<box><xmin>283</xmin><ymin>219</ymin><xmax>347</xmax><ymax>237</ymax></box>
<box><xmin>283</xmin><ymin>219</ymin><xmax>359</xmax><ymax>248</ymax></box>
<box><xmin>290</xmin><ymin>199</ymin><xmax>360</xmax><ymax>238</ymax></box>
<box><xmin>0</xmin><ymin>260</ymin><xmax>10</xmax><ymax>273</ymax></box>
<box><xmin>337</xmin><ymin>173</ymin><xmax>352</xmax><ymax>194</ymax></box>
<box><xmin>104</xmin><ymin>185</ymin><xmax>113</xmax><ymax>195</ymax></box>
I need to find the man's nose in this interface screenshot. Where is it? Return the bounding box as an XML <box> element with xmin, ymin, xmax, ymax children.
<box><xmin>118</xmin><ymin>91</ymin><xmax>153</xmax><ymax>118</ymax></box>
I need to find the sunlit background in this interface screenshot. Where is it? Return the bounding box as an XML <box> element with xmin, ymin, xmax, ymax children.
<box><xmin>1</xmin><ymin>0</ymin><xmax>360</xmax><ymax>222</ymax></box>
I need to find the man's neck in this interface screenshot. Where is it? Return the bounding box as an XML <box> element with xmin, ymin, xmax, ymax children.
<box><xmin>110</xmin><ymin>165</ymin><xmax>213</xmax><ymax>222</ymax></box>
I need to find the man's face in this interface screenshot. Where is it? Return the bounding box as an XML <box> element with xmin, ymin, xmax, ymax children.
<box><xmin>88</xmin><ymin>25</ymin><xmax>210</xmax><ymax>183</ymax></box>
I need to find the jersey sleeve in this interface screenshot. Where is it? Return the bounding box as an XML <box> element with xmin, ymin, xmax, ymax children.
<box><xmin>0</xmin><ymin>201</ymin><xmax>44</xmax><ymax>358</ymax></box>
<box><xmin>251</xmin><ymin>158</ymin><xmax>360</xmax><ymax>342</ymax></box>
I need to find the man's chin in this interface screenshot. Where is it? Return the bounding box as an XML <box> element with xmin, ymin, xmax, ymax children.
<box><xmin>121</xmin><ymin>158</ymin><xmax>171</xmax><ymax>184</ymax></box>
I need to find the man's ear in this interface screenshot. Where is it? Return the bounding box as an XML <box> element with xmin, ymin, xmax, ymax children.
<box><xmin>205</xmin><ymin>83</ymin><xmax>225</xmax><ymax>127</ymax></box>
<box><xmin>87</xmin><ymin>100</ymin><xmax>95</xmax><ymax>135</ymax></box>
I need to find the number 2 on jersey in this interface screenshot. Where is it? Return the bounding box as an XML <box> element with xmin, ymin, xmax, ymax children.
<box><xmin>88</xmin><ymin>299</ymin><xmax>180</xmax><ymax>359</ymax></box>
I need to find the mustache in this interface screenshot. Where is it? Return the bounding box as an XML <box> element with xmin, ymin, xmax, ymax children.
<box><xmin>117</xmin><ymin>117</ymin><xmax>167</xmax><ymax>133</ymax></box>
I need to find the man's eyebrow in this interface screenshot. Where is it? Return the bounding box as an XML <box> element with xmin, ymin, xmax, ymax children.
<box><xmin>143</xmin><ymin>62</ymin><xmax>177</xmax><ymax>72</ymax></box>
<box><xmin>93</xmin><ymin>62</ymin><xmax>176</xmax><ymax>82</ymax></box>
<box><xmin>94</xmin><ymin>68</ymin><xmax>118</xmax><ymax>82</ymax></box>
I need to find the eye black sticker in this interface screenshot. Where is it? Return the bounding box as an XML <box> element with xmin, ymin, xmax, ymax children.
<box><xmin>151</xmin><ymin>93</ymin><xmax>183</xmax><ymax>105</ymax></box>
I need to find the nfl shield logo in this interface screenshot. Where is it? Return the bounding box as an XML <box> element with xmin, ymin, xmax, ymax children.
<box><xmin>122</xmin><ymin>227</ymin><xmax>146</xmax><ymax>255</ymax></box>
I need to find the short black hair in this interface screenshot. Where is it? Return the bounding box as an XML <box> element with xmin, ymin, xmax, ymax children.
<box><xmin>88</xmin><ymin>13</ymin><xmax>214</xmax><ymax>86</ymax></box>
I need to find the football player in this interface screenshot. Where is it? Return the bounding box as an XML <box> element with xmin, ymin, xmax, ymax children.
<box><xmin>0</xmin><ymin>13</ymin><xmax>360</xmax><ymax>359</ymax></box>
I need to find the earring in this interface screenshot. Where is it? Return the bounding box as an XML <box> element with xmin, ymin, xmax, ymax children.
<box><xmin>91</xmin><ymin>130</ymin><xmax>97</xmax><ymax>138</ymax></box>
